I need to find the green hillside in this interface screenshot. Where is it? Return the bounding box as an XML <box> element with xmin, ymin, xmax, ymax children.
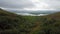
<box><xmin>23</xmin><ymin>12</ymin><xmax>60</xmax><ymax>34</ymax></box>
<box><xmin>0</xmin><ymin>8</ymin><xmax>60</xmax><ymax>34</ymax></box>
<box><xmin>0</xmin><ymin>8</ymin><xmax>26</xmax><ymax>34</ymax></box>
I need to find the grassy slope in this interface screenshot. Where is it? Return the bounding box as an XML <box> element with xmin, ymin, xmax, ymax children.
<box><xmin>30</xmin><ymin>12</ymin><xmax>60</xmax><ymax>34</ymax></box>
<box><xmin>23</xmin><ymin>12</ymin><xmax>60</xmax><ymax>34</ymax></box>
<box><xmin>0</xmin><ymin>8</ymin><xmax>25</xmax><ymax>34</ymax></box>
<box><xmin>0</xmin><ymin>8</ymin><xmax>60</xmax><ymax>34</ymax></box>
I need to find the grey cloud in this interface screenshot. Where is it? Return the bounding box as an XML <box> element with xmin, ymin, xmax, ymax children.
<box><xmin>0</xmin><ymin>0</ymin><xmax>34</xmax><ymax>8</ymax></box>
<box><xmin>0</xmin><ymin>0</ymin><xmax>60</xmax><ymax>10</ymax></box>
<box><xmin>43</xmin><ymin>0</ymin><xmax>60</xmax><ymax>9</ymax></box>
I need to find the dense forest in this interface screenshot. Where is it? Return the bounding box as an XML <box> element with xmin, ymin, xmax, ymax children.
<box><xmin>0</xmin><ymin>8</ymin><xmax>60</xmax><ymax>34</ymax></box>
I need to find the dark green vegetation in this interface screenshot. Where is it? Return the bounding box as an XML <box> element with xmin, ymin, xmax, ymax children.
<box><xmin>0</xmin><ymin>8</ymin><xmax>60</xmax><ymax>34</ymax></box>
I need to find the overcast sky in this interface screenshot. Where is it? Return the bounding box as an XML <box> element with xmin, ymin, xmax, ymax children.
<box><xmin>0</xmin><ymin>0</ymin><xmax>60</xmax><ymax>10</ymax></box>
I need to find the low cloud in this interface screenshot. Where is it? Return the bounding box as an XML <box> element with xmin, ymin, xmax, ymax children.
<box><xmin>0</xmin><ymin>0</ymin><xmax>60</xmax><ymax>10</ymax></box>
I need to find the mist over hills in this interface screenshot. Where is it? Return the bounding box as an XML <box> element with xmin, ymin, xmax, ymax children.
<box><xmin>5</xmin><ymin>9</ymin><xmax>59</xmax><ymax>16</ymax></box>
<box><xmin>7</xmin><ymin>9</ymin><xmax>58</xmax><ymax>13</ymax></box>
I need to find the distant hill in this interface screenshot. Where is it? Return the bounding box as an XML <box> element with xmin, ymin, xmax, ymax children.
<box><xmin>44</xmin><ymin>12</ymin><xmax>60</xmax><ymax>19</ymax></box>
<box><xmin>7</xmin><ymin>9</ymin><xmax>58</xmax><ymax>14</ymax></box>
<box><xmin>0</xmin><ymin>8</ymin><xmax>20</xmax><ymax>17</ymax></box>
